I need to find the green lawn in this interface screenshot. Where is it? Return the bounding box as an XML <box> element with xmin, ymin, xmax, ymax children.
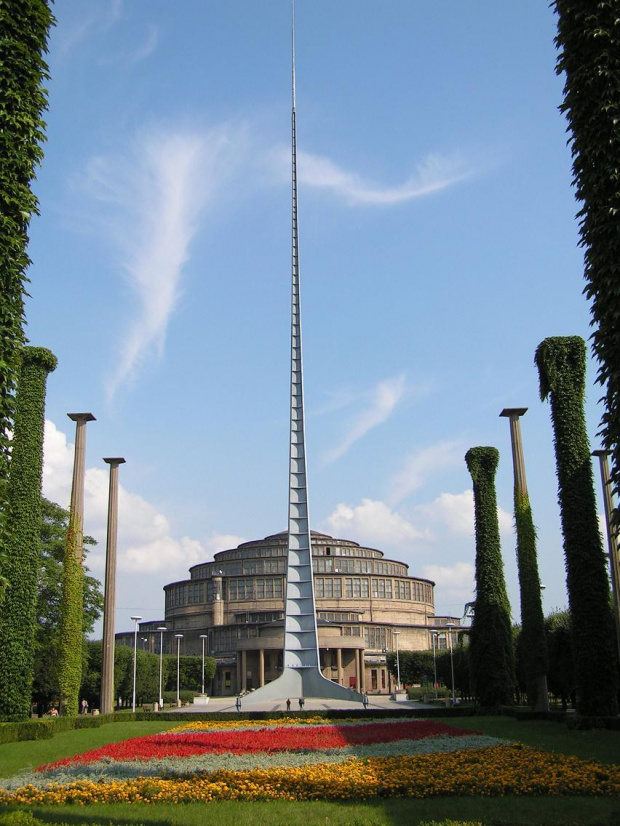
<box><xmin>0</xmin><ymin>715</ymin><xmax>618</xmax><ymax>826</ymax></box>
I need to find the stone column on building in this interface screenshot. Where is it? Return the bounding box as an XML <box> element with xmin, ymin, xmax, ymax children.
<box><xmin>212</xmin><ymin>574</ymin><xmax>224</xmax><ymax>626</ymax></box>
<box><xmin>236</xmin><ymin>654</ymin><xmax>241</xmax><ymax>695</ymax></box>
<box><xmin>241</xmin><ymin>650</ymin><xmax>247</xmax><ymax>692</ymax></box>
<box><xmin>355</xmin><ymin>649</ymin><xmax>361</xmax><ymax>691</ymax></box>
<box><xmin>336</xmin><ymin>648</ymin><xmax>343</xmax><ymax>685</ymax></box>
<box><xmin>592</xmin><ymin>450</ymin><xmax>620</xmax><ymax>661</ymax></box>
<box><xmin>100</xmin><ymin>457</ymin><xmax>125</xmax><ymax>715</ymax></box>
<box><xmin>259</xmin><ymin>649</ymin><xmax>265</xmax><ymax>687</ymax></box>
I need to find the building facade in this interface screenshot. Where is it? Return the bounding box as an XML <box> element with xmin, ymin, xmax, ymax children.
<box><xmin>118</xmin><ymin>531</ymin><xmax>460</xmax><ymax>695</ymax></box>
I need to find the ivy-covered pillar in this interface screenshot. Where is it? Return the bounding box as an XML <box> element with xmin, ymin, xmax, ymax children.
<box><xmin>465</xmin><ymin>446</ymin><xmax>515</xmax><ymax>710</ymax></box>
<box><xmin>0</xmin><ymin>1</ymin><xmax>54</xmax><ymax>576</ymax></box>
<box><xmin>535</xmin><ymin>336</ymin><xmax>618</xmax><ymax>716</ymax></box>
<box><xmin>0</xmin><ymin>347</ymin><xmax>57</xmax><ymax>721</ymax></box>
<box><xmin>500</xmin><ymin>408</ymin><xmax>549</xmax><ymax>711</ymax></box>
<box><xmin>58</xmin><ymin>412</ymin><xmax>95</xmax><ymax>716</ymax></box>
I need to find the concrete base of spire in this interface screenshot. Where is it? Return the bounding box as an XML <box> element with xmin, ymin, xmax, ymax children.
<box><xmin>244</xmin><ymin>666</ymin><xmax>364</xmax><ymax>703</ymax></box>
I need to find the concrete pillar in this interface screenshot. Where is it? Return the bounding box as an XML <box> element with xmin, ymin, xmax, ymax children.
<box><xmin>259</xmin><ymin>649</ymin><xmax>265</xmax><ymax>687</ymax></box>
<box><xmin>212</xmin><ymin>576</ymin><xmax>224</xmax><ymax>626</ymax></box>
<box><xmin>354</xmin><ymin>649</ymin><xmax>360</xmax><ymax>691</ymax></box>
<box><xmin>67</xmin><ymin>413</ymin><xmax>96</xmax><ymax>562</ymax></box>
<box><xmin>100</xmin><ymin>458</ymin><xmax>125</xmax><ymax>715</ymax></box>
<box><xmin>336</xmin><ymin>648</ymin><xmax>343</xmax><ymax>685</ymax></box>
<box><xmin>241</xmin><ymin>650</ymin><xmax>247</xmax><ymax>692</ymax></box>
<box><xmin>500</xmin><ymin>407</ymin><xmax>548</xmax><ymax>711</ymax></box>
<box><xmin>592</xmin><ymin>450</ymin><xmax>620</xmax><ymax>661</ymax></box>
<box><xmin>360</xmin><ymin>652</ymin><xmax>366</xmax><ymax>693</ymax></box>
<box><xmin>236</xmin><ymin>653</ymin><xmax>241</xmax><ymax>694</ymax></box>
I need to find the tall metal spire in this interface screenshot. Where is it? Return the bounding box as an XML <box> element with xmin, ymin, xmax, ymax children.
<box><xmin>250</xmin><ymin>1</ymin><xmax>362</xmax><ymax>702</ymax></box>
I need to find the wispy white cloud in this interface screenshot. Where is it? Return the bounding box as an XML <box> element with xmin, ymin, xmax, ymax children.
<box><xmin>389</xmin><ymin>441</ymin><xmax>464</xmax><ymax>505</ymax></box>
<box><xmin>79</xmin><ymin>125</ymin><xmax>246</xmax><ymax>399</ymax></box>
<box><xmin>322</xmin><ymin>373</ymin><xmax>406</xmax><ymax>464</ymax></box>
<box><xmin>323</xmin><ymin>498</ymin><xmax>427</xmax><ymax>548</ymax></box>
<box><xmin>267</xmin><ymin>146</ymin><xmax>473</xmax><ymax>206</ymax></box>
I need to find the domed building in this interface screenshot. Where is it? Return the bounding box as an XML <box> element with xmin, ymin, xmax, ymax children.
<box><xmin>121</xmin><ymin>531</ymin><xmax>461</xmax><ymax>696</ymax></box>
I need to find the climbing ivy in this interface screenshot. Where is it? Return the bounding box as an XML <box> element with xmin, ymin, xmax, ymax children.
<box><xmin>535</xmin><ymin>336</ymin><xmax>618</xmax><ymax>716</ymax></box>
<box><xmin>0</xmin><ymin>1</ymin><xmax>55</xmax><ymax>584</ymax></box>
<box><xmin>465</xmin><ymin>447</ymin><xmax>515</xmax><ymax>710</ymax></box>
<box><xmin>57</xmin><ymin>513</ymin><xmax>86</xmax><ymax>717</ymax></box>
<box><xmin>552</xmin><ymin>1</ymin><xmax>620</xmax><ymax>512</ymax></box>
<box><xmin>0</xmin><ymin>346</ymin><xmax>57</xmax><ymax>721</ymax></box>
<box><xmin>514</xmin><ymin>488</ymin><xmax>548</xmax><ymax>710</ymax></box>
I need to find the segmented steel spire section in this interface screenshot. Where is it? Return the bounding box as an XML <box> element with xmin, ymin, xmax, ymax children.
<box><xmin>247</xmin><ymin>1</ymin><xmax>362</xmax><ymax>702</ymax></box>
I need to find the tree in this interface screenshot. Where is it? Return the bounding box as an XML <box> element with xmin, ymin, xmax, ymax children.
<box><xmin>0</xmin><ymin>347</ymin><xmax>56</xmax><ymax>720</ymax></box>
<box><xmin>552</xmin><ymin>2</ymin><xmax>620</xmax><ymax>511</ymax></box>
<box><xmin>545</xmin><ymin>609</ymin><xmax>575</xmax><ymax>710</ymax></box>
<box><xmin>31</xmin><ymin>498</ymin><xmax>103</xmax><ymax>714</ymax></box>
<box><xmin>465</xmin><ymin>447</ymin><xmax>515</xmax><ymax>710</ymax></box>
<box><xmin>536</xmin><ymin>336</ymin><xmax>618</xmax><ymax>716</ymax></box>
<box><xmin>0</xmin><ymin>1</ymin><xmax>55</xmax><ymax>592</ymax></box>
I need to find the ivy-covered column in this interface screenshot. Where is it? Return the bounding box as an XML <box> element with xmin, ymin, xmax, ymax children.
<box><xmin>465</xmin><ymin>446</ymin><xmax>515</xmax><ymax>710</ymax></box>
<box><xmin>552</xmin><ymin>1</ymin><xmax>620</xmax><ymax>515</ymax></box>
<box><xmin>500</xmin><ymin>408</ymin><xmax>549</xmax><ymax>711</ymax></box>
<box><xmin>0</xmin><ymin>0</ymin><xmax>54</xmax><ymax>598</ymax></box>
<box><xmin>58</xmin><ymin>412</ymin><xmax>95</xmax><ymax>716</ymax></box>
<box><xmin>536</xmin><ymin>336</ymin><xmax>618</xmax><ymax>716</ymax></box>
<box><xmin>0</xmin><ymin>347</ymin><xmax>57</xmax><ymax>721</ymax></box>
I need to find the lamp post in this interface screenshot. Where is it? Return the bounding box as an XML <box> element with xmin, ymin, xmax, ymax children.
<box><xmin>199</xmin><ymin>635</ymin><xmax>208</xmax><ymax>695</ymax></box>
<box><xmin>156</xmin><ymin>626</ymin><xmax>167</xmax><ymax>709</ymax></box>
<box><xmin>446</xmin><ymin>623</ymin><xmax>456</xmax><ymax>704</ymax></box>
<box><xmin>175</xmin><ymin>634</ymin><xmax>183</xmax><ymax>705</ymax></box>
<box><xmin>393</xmin><ymin>630</ymin><xmax>401</xmax><ymax>691</ymax></box>
<box><xmin>431</xmin><ymin>631</ymin><xmax>438</xmax><ymax>699</ymax></box>
<box><xmin>130</xmin><ymin>615</ymin><xmax>142</xmax><ymax>713</ymax></box>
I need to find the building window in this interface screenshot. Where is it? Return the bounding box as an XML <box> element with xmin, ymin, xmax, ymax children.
<box><xmin>344</xmin><ymin>577</ymin><xmax>369</xmax><ymax>598</ymax></box>
<box><xmin>365</xmin><ymin>626</ymin><xmax>388</xmax><ymax>650</ymax></box>
<box><xmin>315</xmin><ymin>578</ymin><xmax>342</xmax><ymax>599</ymax></box>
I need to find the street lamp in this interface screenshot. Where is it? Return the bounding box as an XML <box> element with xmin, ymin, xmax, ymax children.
<box><xmin>393</xmin><ymin>630</ymin><xmax>401</xmax><ymax>691</ymax></box>
<box><xmin>156</xmin><ymin>626</ymin><xmax>167</xmax><ymax>709</ymax></box>
<box><xmin>175</xmin><ymin>634</ymin><xmax>183</xmax><ymax>705</ymax></box>
<box><xmin>446</xmin><ymin>623</ymin><xmax>456</xmax><ymax>704</ymax></box>
<box><xmin>130</xmin><ymin>615</ymin><xmax>142</xmax><ymax>713</ymax></box>
<box><xmin>199</xmin><ymin>634</ymin><xmax>209</xmax><ymax>695</ymax></box>
<box><xmin>431</xmin><ymin>631</ymin><xmax>439</xmax><ymax>699</ymax></box>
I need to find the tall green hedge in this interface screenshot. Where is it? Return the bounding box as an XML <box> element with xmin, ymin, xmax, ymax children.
<box><xmin>535</xmin><ymin>336</ymin><xmax>618</xmax><ymax>716</ymax></box>
<box><xmin>465</xmin><ymin>447</ymin><xmax>515</xmax><ymax>709</ymax></box>
<box><xmin>0</xmin><ymin>1</ymin><xmax>54</xmax><ymax>584</ymax></box>
<box><xmin>0</xmin><ymin>346</ymin><xmax>57</xmax><ymax>721</ymax></box>
<box><xmin>552</xmin><ymin>1</ymin><xmax>620</xmax><ymax>510</ymax></box>
<box><xmin>514</xmin><ymin>489</ymin><xmax>548</xmax><ymax>710</ymax></box>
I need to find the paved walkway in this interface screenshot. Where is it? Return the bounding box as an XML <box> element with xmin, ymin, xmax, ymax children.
<box><xmin>166</xmin><ymin>695</ymin><xmax>436</xmax><ymax>714</ymax></box>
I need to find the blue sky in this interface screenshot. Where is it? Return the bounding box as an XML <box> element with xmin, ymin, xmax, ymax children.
<box><xmin>29</xmin><ymin>1</ymin><xmax>607</xmax><ymax>638</ymax></box>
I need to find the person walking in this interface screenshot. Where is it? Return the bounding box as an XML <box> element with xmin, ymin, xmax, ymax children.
<box><xmin>298</xmin><ymin>697</ymin><xmax>304</xmax><ymax>710</ymax></box>
<box><xmin>286</xmin><ymin>698</ymin><xmax>291</xmax><ymax>711</ymax></box>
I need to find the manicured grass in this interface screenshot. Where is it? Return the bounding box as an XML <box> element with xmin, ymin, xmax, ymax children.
<box><xmin>438</xmin><ymin>716</ymin><xmax>620</xmax><ymax>765</ymax></box>
<box><xmin>0</xmin><ymin>722</ymin><xmax>178</xmax><ymax>779</ymax></box>
<box><xmin>0</xmin><ymin>797</ymin><xmax>615</xmax><ymax>826</ymax></box>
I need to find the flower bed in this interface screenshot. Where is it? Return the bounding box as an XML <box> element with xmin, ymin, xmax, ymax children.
<box><xmin>1</xmin><ymin>716</ymin><xmax>618</xmax><ymax>804</ymax></box>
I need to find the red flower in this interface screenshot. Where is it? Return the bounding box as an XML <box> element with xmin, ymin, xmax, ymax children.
<box><xmin>39</xmin><ymin>720</ymin><xmax>476</xmax><ymax>770</ymax></box>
